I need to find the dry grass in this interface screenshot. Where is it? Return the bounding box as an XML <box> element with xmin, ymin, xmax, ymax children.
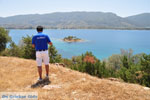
<box><xmin>0</xmin><ymin>56</ymin><xmax>150</xmax><ymax>100</ymax></box>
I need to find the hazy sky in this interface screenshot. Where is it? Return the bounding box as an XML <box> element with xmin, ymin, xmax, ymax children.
<box><xmin>0</xmin><ymin>0</ymin><xmax>149</xmax><ymax>17</ymax></box>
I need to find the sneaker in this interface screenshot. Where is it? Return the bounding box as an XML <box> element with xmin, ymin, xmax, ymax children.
<box><xmin>37</xmin><ymin>78</ymin><xmax>42</xmax><ymax>82</ymax></box>
<box><xmin>45</xmin><ymin>75</ymin><xmax>49</xmax><ymax>80</ymax></box>
<box><xmin>42</xmin><ymin>75</ymin><xmax>49</xmax><ymax>81</ymax></box>
<box><xmin>43</xmin><ymin>75</ymin><xmax>50</xmax><ymax>85</ymax></box>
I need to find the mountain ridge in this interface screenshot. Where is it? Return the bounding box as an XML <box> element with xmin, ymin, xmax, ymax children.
<box><xmin>0</xmin><ymin>12</ymin><xmax>150</xmax><ymax>29</ymax></box>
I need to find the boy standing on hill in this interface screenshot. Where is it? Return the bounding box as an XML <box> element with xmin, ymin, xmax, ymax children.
<box><xmin>32</xmin><ymin>26</ymin><xmax>52</xmax><ymax>81</ymax></box>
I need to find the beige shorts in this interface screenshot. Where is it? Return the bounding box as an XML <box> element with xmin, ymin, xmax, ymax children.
<box><xmin>36</xmin><ymin>50</ymin><xmax>49</xmax><ymax>66</ymax></box>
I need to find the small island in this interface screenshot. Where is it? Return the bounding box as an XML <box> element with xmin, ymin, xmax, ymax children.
<box><xmin>63</xmin><ymin>36</ymin><xmax>83</xmax><ymax>42</ymax></box>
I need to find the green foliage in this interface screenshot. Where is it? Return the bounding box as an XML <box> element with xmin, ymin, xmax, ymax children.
<box><xmin>116</xmin><ymin>49</ymin><xmax>141</xmax><ymax>83</ymax></box>
<box><xmin>0</xmin><ymin>35</ymin><xmax>35</xmax><ymax>59</ymax></box>
<box><xmin>140</xmin><ymin>54</ymin><xmax>150</xmax><ymax>87</ymax></box>
<box><xmin>121</xmin><ymin>56</ymin><xmax>130</xmax><ymax>69</ymax></box>
<box><xmin>22</xmin><ymin>35</ymin><xmax>36</xmax><ymax>59</ymax></box>
<box><xmin>118</xmin><ymin>65</ymin><xmax>140</xmax><ymax>83</ymax></box>
<box><xmin>62</xmin><ymin>58</ymin><xmax>73</xmax><ymax>67</ymax></box>
<box><xmin>70</xmin><ymin>51</ymin><xmax>111</xmax><ymax>78</ymax></box>
<box><xmin>106</xmin><ymin>54</ymin><xmax>121</xmax><ymax>70</ymax></box>
<box><xmin>0</xmin><ymin>27</ymin><xmax>11</xmax><ymax>53</ymax></box>
<box><xmin>48</xmin><ymin>45</ymin><xmax>62</xmax><ymax>63</ymax></box>
<box><xmin>141</xmin><ymin>54</ymin><xmax>150</xmax><ymax>73</ymax></box>
<box><xmin>1</xmin><ymin>42</ymin><xmax>23</xmax><ymax>57</ymax></box>
<box><xmin>68</xmin><ymin>49</ymin><xmax>150</xmax><ymax>87</ymax></box>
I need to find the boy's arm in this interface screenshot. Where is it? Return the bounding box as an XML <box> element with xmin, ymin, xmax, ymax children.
<box><xmin>32</xmin><ymin>36</ymin><xmax>35</xmax><ymax>48</ymax></box>
<box><xmin>48</xmin><ymin>42</ymin><xmax>52</xmax><ymax>46</ymax></box>
<box><xmin>32</xmin><ymin>44</ymin><xmax>35</xmax><ymax>48</ymax></box>
<box><xmin>47</xmin><ymin>35</ymin><xmax>52</xmax><ymax>46</ymax></box>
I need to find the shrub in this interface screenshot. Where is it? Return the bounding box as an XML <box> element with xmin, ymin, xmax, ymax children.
<box><xmin>48</xmin><ymin>45</ymin><xmax>62</xmax><ymax>63</ymax></box>
<box><xmin>0</xmin><ymin>27</ymin><xmax>11</xmax><ymax>53</ymax></box>
<box><xmin>22</xmin><ymin>35</ymin><xmax>36</xmax><ymax>59</ymax></box>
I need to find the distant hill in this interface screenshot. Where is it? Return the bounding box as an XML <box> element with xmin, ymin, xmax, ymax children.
<box><xmin>0</xmin><ymin>56</ymin><xmax>150</xmax><ymax>99</ymax></box>
<box><xmin>125</xmin><ymin>13</ymin><xmax>150</xmax><ymax>28</ymax></box>
<box><xmin>0</xmin><ymin>12</ymin><xmax>150</xmax><ymax>29</ymax></box>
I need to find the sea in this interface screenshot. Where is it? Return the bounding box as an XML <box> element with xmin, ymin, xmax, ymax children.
<box><xmin>8</xmin><ymin>29</ymin><xmax>150</xmax><ymax>60</ymax></box>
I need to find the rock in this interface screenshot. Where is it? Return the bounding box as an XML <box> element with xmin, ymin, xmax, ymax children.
<box><xmin>107</xmin><ymin>78</ymin><xmax>122</xmax><ymax>82</ymax></box>
<box><xmin>143</xmin><ymin>87</ymin><xmax>150</xmax><ymax>90</ymax></box>
<box><xmin>81</xmin><ymin>78</ymin><xmax>86</xmax><ymax>82</ymax></box>
<box><xmin>42</xmin><ymin>85</ymin><xmax>61</xmax><ymax>90</ymax></box>
<box><xmin>72</xmin><ymin>91</ymin><xmax>77</xmax><ymax>95</ymax></box>
<box><xmin>55</xmin><ymin>63</ymin><xmax>65</xmax><ymax>67</ymax></box>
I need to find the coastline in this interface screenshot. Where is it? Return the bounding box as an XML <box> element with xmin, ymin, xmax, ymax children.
<box><xmin>5</xmin><ymin>27</ymin><xmax>150</xmax><ymax>30</ymax></box>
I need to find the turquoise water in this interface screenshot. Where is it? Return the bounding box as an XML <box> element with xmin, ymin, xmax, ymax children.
<box><xmin>8</xmin><ymin>29</ymin><xmax>150</xmax><ymax>60</ymax></box>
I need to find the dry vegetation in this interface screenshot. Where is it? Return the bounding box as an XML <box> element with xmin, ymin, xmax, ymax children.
<box><xmin>0</xmin><ymin>56</ymin><xmax>150</xmax><ymax>100</ymax></box>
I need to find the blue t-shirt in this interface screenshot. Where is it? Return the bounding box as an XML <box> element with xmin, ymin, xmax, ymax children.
<box><xmin>32</xmin><ymin>32</ymin><xmax>51</xmax><ymax>51</ymax></box>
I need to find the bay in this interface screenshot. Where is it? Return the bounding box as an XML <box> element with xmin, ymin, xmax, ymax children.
<box><xmin>8</xmin><ymin>29</ymin><xmax>150</xmax><ymax>60</ymax></box>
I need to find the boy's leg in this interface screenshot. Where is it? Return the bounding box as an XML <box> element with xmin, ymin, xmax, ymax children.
<box><xmin>45</xmin><ymin>65</ymin><xmax>49</xmax><ymax>76</ymax></box>
<box><xmin>38</xmin><ymin>66</ymin><xmax>42</xmax><ymax>79</ymax></box>
<box><xmin>43</xmin><ymin>50</ymin><xmax>50</xmax><ymax>77</ymax></box>
<box><xmin>36</xmin><ymin>51</ymin><xmax>42</xmax><ymax>80</ymax></box>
